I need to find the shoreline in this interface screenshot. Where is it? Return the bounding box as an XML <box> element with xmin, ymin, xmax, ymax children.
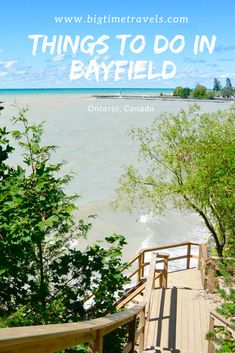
<box><xmin>92</xmin><ymin>94</ymin><xmax>235</xmax><ymax>104</ymax></box>
<box><xmin>1</xmin><ymin>89</ymin><xmax>234</xmax><ymax>104</ymax></box>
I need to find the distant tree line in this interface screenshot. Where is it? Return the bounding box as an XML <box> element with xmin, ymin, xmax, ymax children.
<box><xmin>213</xmin><ymin>77</ymin><xmax>234</xmax><ymax>98</ymax></box>
<box><xmin>173</xmin><ymin>78</ymin><xmax>234</xmax><ymax>99</ymax></box>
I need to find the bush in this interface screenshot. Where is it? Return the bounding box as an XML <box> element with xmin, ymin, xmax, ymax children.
<box><xmin>206</xmin><ymin>91</ymin><xmax>215</xmax><ymax>100</ymax></box>
<box><xmin>222</xmin><ymin>87</ymin><xmax>234</xmax><ymax>98</ymax></box>
<box><xmin>173</xmin><ymin>86</ymin><xmax>191</xmax><ymax>98</ymax></box>
<box><xmin>192</xmin><ymin>84</ymin><xmax>207</xmax><ymax>98</ymax></box>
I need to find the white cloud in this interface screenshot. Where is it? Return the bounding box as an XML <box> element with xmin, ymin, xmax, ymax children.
<box><xmin>0</xmin><ymin>71</ymin><xmax>8</xmax><ymax>77</ymax></box>
<box><xmin>0</xmin><ymin>60</ymin><xmax>17</xmax><ymax>69</ymax></box>
<box><xmin>219</xmin><ymin>72</ymin><xmax>235</xmax><ymax>79</ymax></box>
<box><xmin>51</xmin><ymin>54</ymin><xmax>65</xmax><ymax>63</ymax></box>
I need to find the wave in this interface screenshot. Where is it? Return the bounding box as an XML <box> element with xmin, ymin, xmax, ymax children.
<box><xmin>137</xmin><ymin>211</ymin><xmax>210</xmax><ymax>272</ymax></box>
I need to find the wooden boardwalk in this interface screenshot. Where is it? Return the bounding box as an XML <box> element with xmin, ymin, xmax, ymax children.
<box><xmin>144</xmin><ymin>268</ymin><xmax>215</xmax><ymax>353</ymax></box>
<box><xmin>2</xmin><ymin>242</ymin><xmax>231</xmax><ymax>353</ymax></box>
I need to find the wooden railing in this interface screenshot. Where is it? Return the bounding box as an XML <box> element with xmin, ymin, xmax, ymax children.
<box><xmin>198</xmin><ymin>244</ymin><xmax>219</xmax><ymax>293</ymax></box>
<box><xmin>116</xmin><ymin>252</ymin><xmax>169</xmax><ymax>310</ymax></box>
<box><xmin>208</xmin><ymin>310</ymin><xmax>235</xmax><ymax>353</ymax></box>
<box><xmin>0</xmin><ymin>303</ymin><xmax>146</xmax><ymax>353</ymax></box>
<box><xmin>143</xmin><ymin>252</ymin><xmax>158</xmax><ymax>321</ymax></box>
<box><xmin>198</xmin><ymin>245</ymin><xmax>235</xmax><ymax>294</ymax></box>
<box><xmin>198</xmin><ymin>243</ymin><xmax>208</xmax><ymax>289</ymax></box>
<box><xmin>0</xmin><ymin>241</ymin><xmax>203</xmax><ymax>353</ymax></box>
<box><xmin>84</xmin><ymin>241</ymin><xmax>200</xmax><ymax>309</ymax></box>
<box><xmin>126</xmin><ymin>241</ymin><xmax>200</xmax><ymax>286</ymax></box>
<box><xmin>0</xmin><ymin>252</ymin><xmax>159</xmax><ymax>353</ymax></box>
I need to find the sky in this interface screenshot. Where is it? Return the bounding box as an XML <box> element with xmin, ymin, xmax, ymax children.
<box><xmin>0</xmin><ymin>0</ymin><xmax>234</xmax><ymax>88</ymax></box>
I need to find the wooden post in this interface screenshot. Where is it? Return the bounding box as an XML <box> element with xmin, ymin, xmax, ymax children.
<box><xmin>88</xmin><ymin>330</ymin><xmax>103</xmax><ymax>353</ymax></box>
<box><xmin>208</xmin><ymin>259</ymin><xmax>216</xmax><ymax>294</ymax></box>
<box><xmin>201</xmin><ymin>244</ymin><xmax>208</xmax><ymax>289</ymax></box>
<box><xmin>198</xmin><ymin>244</ymin><xmax>202</xmax><ymax>270</ymax></box>
<box><xmin>186</xmin><ymin>243</ymin><xmax>191</xmax><ymax>269</ymax></box>
<box><xmin>128</xmin><ymin>315</ymin><xmax>137</xmax><ymax>353</ymax></box>
<box><xmin>138</xmin><ymin>308</ymin><xmax>145</xmax><ymax>353</ymax></box>
<box><xmin>144</xmin><ymin>252</ymin><xmax>157</xmax><ymax>321</ymax></box>
<box><xmin>162</xmin><ymin>255</ymin><xmax>169</xmax><ymax>289</ymax></box>
<box><xmin>140</xmin><ymin>251</ymin><xmax>145</xmax><ymax>278</ymax></box>
<box><xmin>159</xmin><ymin>273</ymin><xmax>163</xmax><ymax>288</ymax></box>
<box><xmin>138</xmin><ymin>254</ymin><xmax>142</xmax><ymax>284</ymax></box>
<box><xmin>207</xmin><ymin>315</ymin><xmax>215</xmax><ymax>353</ymax></box>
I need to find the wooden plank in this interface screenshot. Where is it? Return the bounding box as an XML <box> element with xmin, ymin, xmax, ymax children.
<box><xmin>88</xmin><ymin>330</ymin><xmax>104</xmax><ymax>353</ymax></box>
<box><xmin>144</xmin><ymin>252</ymin><xmax>157</xmax><ymax>321</ymax></box>
<box><xmin>138</xmin><ymin>254</ymin><xmax>142</xmax><ymax>283</ymax></box>
<box><xmin>210</xmin><ymin>310</ymin><xmax>235</xmax><ymax>329</ymax></box>
<box><xmin>193</xmin><ymin>295</ymin><xmax>203</xmax><ymax>353</ymax></box>
<box><xmin>186</xmin><ymin>243</ymin><xmax>191</xmax><ymax>269</ymax></box>
<box><xmin>145</xmin><ymin>288</ymin><xmax>161</xmax><ymax>348</ymax></box>
<box><xmin>208</xmin><ymin>315</ymin><xmax>215</xmax><ymax>353</ymax></box>
<box><xmin>202</xmin><ymin>294</ymin><xmax>211</xmax><ymax>353</ymax></box>
<box><xmin>160</xmin><ymin>289</ymin><xmax>171</xmax><ymax>351</ymax></box>
<box><xmin>175</xmin><ymin>288</ymin><xmax>182</xmax><ymax>349</ymax></box>
<box><xmin>187</xmin><ymin>290</ymin><xmax>195</xmax><ymax>352</ymax></box>
<box><xmin>127</xmin><ymin>316</ymin><xmax>137</xmax><ymax>353</ymax></box>
<box><xmin>0</xmin><ymin>303</ymin><xmax>145</xmax><ymax>352</ymax></box>
<box><xmin>180</xmin><ymin>287</ymin><xmax>188</xmax><ymax>352</ymax></box>
<box><xmin>1</xmin><ymin>333</ymin><xmax>94</xmax><ymax>353</ymax></box>
<box><xmin>138</xmin><ymin>308</ymin><xmax>145</xmax><ymax>353</ymax></box>
<box><xmin>142</xmin><ymin>241</ymin><xmax>191</xmax><ymax>253</ymax></box>
<box><xmin>154</xmin><ymin>287</ymin><xmax>162</xmax><ymax>348</ymax></box>
<box><xmin>140</xmin><ymin>252</ymin><xmax>145</xmax><ymax>278</ymax></box>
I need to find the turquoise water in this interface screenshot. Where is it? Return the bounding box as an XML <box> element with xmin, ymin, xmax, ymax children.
<box><xmin>0</xmin><ymin>88</ymin><xmax>173</xmax><ymax>95</ymax></box>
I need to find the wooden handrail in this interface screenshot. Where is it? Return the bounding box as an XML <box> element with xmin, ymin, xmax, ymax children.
<box><xmin>117</xmin><ymin>264</ymin><xmax>163</xmax><ymax>309</ymax></box>
<box><xmin>208</xmin><ymin>310</ymin><xmax>235</xmax><ymax>353</ymax></box>
<box><xmin>139</xmin><ymin>241</ymin><xmax>200</xmax><ymax>254</ymax></box>
<box><xmin>84</xmin><ymin>241</ymin><xmax>202</xmax><ymax>312</ymax></box>
<box><xmin>144</xmin><ymin>253</ymin><xmax>158</xmax><ymax>321</ymax></box>
<box><xmin>126</xmin><ymin>241</ymin><xmax>201</xmax><ymax>287</ymax></box>
<box><xmin>0</xmin><ymin>241</ymin><xmax>202</xmax><ymax>353</ymax></box>
<box><xmin>198</xmin><ymin>243</ymin><xmax>209</xmax><ymax>290</ymax></box>
<box><xmin>116</xmin><ymin>282</ymin><xmax>147</xmax><ymax>309</ymax></box>
<box><xmin>210</xmin><ymin>310</ymin><xmax>235</xmax><ymax>330</ymax></box>
<box><xmin>1</xmin><ymin>249</ymin><xmax>166</xmax><ymax>353</ymax></box>
<box><xmin>209</xmin><ymin>256</ymin><xmax>235</xmax><ymax>261</ymax></box>
<box><xmin>0</xmin><ymin>303</ymin><xmax>146</xmax><ymax>353</ymax></box>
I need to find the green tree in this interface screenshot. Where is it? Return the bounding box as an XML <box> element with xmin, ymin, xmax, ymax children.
<box><xmin>182</xmin><ymin>87</ymin><xmax>191</xmax><ymax>98</ymax></box>
<box><xmin>192</xmin><ymin>84</ymin><xmax>207</xmax><ymax>98</ymax></box>
<box><xmin>114</xmin><ymin>105</ymin><xmax>235</xmax><ymax>257</ymax></box>
<box><xmin>173</xmin><ymin>86</ymin><xmax>184</xmax><ymax>96</ymax></box>
<box><xmin>173</xmin><ymin>86</ymin><xmax>190</xmax><ymax>98</ymax></box>
<box><xmin>0</xmin><ymin>107</ymin><xmax>128</xmax><ymax>335</ymax></box>
<box><xmin>225</xmin><ymin>77</ymin><xmax>232</xmax><ymax>89</ymax></box>
<box><xmin>213</xmin><ymin>78</ymin><xmax>222</xmax><ymax>91</ymax></box>
<box><xmin>222</xmin><ymin>87</ymin><xmax>234</xmax><ymax>98</ymax></box>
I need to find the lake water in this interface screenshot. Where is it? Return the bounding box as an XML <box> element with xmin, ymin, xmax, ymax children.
<box><xmin>0</xmin><ymin>90</ymin><xmax>231</xmax><ymax>261</ymax></box>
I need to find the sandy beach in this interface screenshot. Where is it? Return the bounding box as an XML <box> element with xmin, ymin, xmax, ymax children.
<box><xmin>1</xmin><ymin>92</ymin><xmax>232</xmax><ymax>260</ymax></box>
